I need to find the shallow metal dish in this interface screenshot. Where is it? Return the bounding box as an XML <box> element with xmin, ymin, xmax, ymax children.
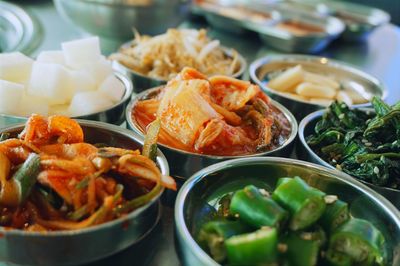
<box><xmin>0</xmin><ymin>1</ymin><xmax>42</xmax><ymax>54</ymax></box>
<box><xmin>250</xmin><ymin>54</ymin><xmax>387</xmax><ymax>120</ymax></box>
<box><xmin>53</xmin><ymin>0</ymin><xmax>191</xmax><ymax>40</ymax></box>
<box><xmin>0</xmin><ymin>120</ymin><xmax>169</xmax><ymax>266</ymax></box>
<box><xmin>0</xmin><ymin>72</ymin><xmax>133</xmax><ymax>129</ymax></box>
<box><xmin>256</xmin><ymin>8</ymin><xmax>344</xmax><ymax>53</ymax></box>
<box><xmin>175</xmin><ymin>157</ymin><xmax>400</xmax><ymax>266</ymax></box>
<box><xmin>112</xmin><ymin>44</ymin><xmax>247</xmax><ymax>93</ymax></box>
<box><xmin>323</xmin><ymin>0</ymin><xmax>390</xmax><ymax>41</ymax></box>
<box><xmin>126</xmin><ymin>86</ymin><xmax>297</xmax><ymax>179</ymax></box>
<box><xmin>297</xmin><ymin>109</ymin><xmax>400</xmax><ymax>208</ymax></box>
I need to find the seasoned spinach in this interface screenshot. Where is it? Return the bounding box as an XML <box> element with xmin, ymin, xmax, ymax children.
<box><xmin>307</xmin><ymin>97</ymin><xmax>400</xmax><ymax>189</ymax></box>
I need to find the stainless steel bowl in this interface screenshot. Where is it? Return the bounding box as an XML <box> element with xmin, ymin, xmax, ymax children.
<box><xmin>0</xmin><ymin>1</ymin><xmax>42</xmax><ymax>55</ymax></box>
<box><xmin>256</xmin><ymin>9</ymin><xmax>344</xmax><ymax>53</ymax></box>
<box><xmin>0</xmin><ymin>120</ymin><xmax>169</xmax><ymax>266</ymax></box>
<box><xmin>0</xmin><ymin>72</ymin><xmax>133</xmax><ymax>129</ymax></box>
<box><xmin>112</xmin><ymin>44</ymin><xmax>247</xmax><ymax>93</ymax></box>
<box><xmin>53</xmin><ymin>0</ymin><xmax>191</xmax><ymax>40</ymax></box>
<box><xmin>250</xmin><ymin>54</ymin><xmax>387</xmax><ymax>120</ymax></box>
<box><xmin>126</xmin><ymin>86</ymin><xmax>298</xmax><ymax>178</ymax></box>
<box><xmin>175</xmin><ymin>157</ymin><xmax>400</xmax><ymax>266</ymax></box>
<box><xmin>297</xmin><ymin>109</ymin><xmax>400</xmax><ymax>208</ymax></box>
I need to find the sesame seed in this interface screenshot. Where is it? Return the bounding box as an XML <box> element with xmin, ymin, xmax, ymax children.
<box><xmin>362</xmin><ymin>139</ymin><xmax>368</xmax><ymax>143</ymax></box>
<box><xmin>365</xmin><ymin>142</ymin><xmax>372</xmax><ymax>146</ymax></box>
<box><xmin>339</xmin><ymin>114</ymin><xmax>345</xmax><ymax>119</ymax></box>
<box><xmin>373</xmin><ymin>167</ymin><xmax>380</xmax><ymax>174</ymax></box>
<box><xmin>325</xmin><ymin>195</ymin><xmax>338</xmax><ymax>204</ymax></box>
<box><xmin>336</xmin><ymin>164</ymin><xmax>342</xmax><ymax>170</ymax></box>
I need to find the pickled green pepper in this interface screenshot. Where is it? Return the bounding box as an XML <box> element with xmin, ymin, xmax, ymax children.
<box><xmin>225</xmin><ymin>227</ymin><xmax>278</xmax><ymax>265</ymax></box>
<box><xmin>272</xmin><ymin>177</ymin><xmax>326</xmax><ymax>230</ymax></box>
<box><xmin>329</xmin><ymin>218</ymin><xmax>386</xmax><ymax>265</ymax></box>
<box><xmin>197</xmin><ymin>220</ymin><xmax>251</xmax><ymax>263</ymax></box>
<box><xmin>282</xmin><ymin>231</ymin><xmax>320</xmax><ymax>266</ymax></box>
<box><xmin>319</xmin><ymin>199</ymin><xmax>349</xmax><ymax>232</ymax></box>
<box><xmin>325</xmin><ymin>249</ymin><xmax>353</xmax><ymax>266</ymax></box>
<box><xmin>230</xmin><ymin>185</ymin><xmax>288</xmax><ymax>229</ymax></box>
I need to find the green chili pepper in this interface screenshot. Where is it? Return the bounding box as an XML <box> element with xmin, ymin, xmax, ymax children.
<box><xmin>12</xmin><ymin>153</ymin><xmax>40</xmax><ymax>204</ymax></box>
<box><xmin>67</xmin><ymin>205</ymin><xmax>88</xmax><ymax>221</ymax></box>
<box><xmin>276</xmin><ymin>177</ymin><xmax>292</xmax><ymax>187</ymax></box>
<box><xmin>281</xmin><ymin>231</ymin><xmax>320</xmax><ymax>266</ymax></box>
<box><xmin>217</xmin><ymin>194</ymin><xmax>232</xmax><ymax>218</ymax></box>
<box><xmin>300</xmin><ymin>225</ymin><xmax>327</xmax><ymax>248</ymax></box>
<box><xmin>0</xmin><ymin>133</ymin><xmax>10</xmax><ymax>141</ymax></box>
<box><xmin>197</xmin><ymin>220</ymin><xmax>251</xmax><ymax>263</ymax></box>
<box><xmin>225</xmin><ymin>227</ymin><xmax>278</xmax><ymax>265</ymax></box>
<box><xmin>325</xmin><ymin>249</ymin><xmax>353</xmax><ymax>266</ymax></box>
<box><xmin>272</xmin><ymin>177</ymin><xmax>326</xmax><ymax>230</ymax></box>
<box><xmin>319</xmin><ymin>199</ymin><xmax>349</xmax><ymax>233</ymax></box>
<box><xmin>142</xmin><ymin>118</ymin><xmax>160</xmax><ymax>161</ymax></box>
<box><xmin>329</xmin><ymin>218</ymin><xmax>386</xmax><ymax>265</ymax></box>
<box><xmin>230</xmin><ymin>185</ymin><xmax>288</xmax><ymax>229</ymax></box>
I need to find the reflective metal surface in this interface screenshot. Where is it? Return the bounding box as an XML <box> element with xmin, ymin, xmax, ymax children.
<box><xmin>112</xmin><ymin>44</ymin><xmax>247</xmax><ymax>93</ymax></box>
<box><xmin>53</xmin><ymin>0</ymin><xmax>192</xmax><ymax>40</ymax></box>
<box><xmin>0</xmin><ymin>1</ymin><xmax>42</xmax><ymax>55</ymax></box>
<box><xmin>249</xmin><ymin>54</ymin><xmax>387</xmax><ymax>120</ymax></box>
<box><xmin>175</xmin><ymin>157</ymin><xmax>400</xmax><ymax>266</ymax></box>
<box><xmin>0</xmin><ymin>72</ymin><xmax>133</xmax><ymax>129</ymax></box>
<box><xmin>297</xmin><ymin>109</ymin><xmax>400</xmax><ymax>208</ymax></box>
<box><xmin>0</xmin><ymin>120</ymin><xmax>169</xmax><ymax>266</ymax></box>
<box><xmin>193</xmin><ymin>2</ymin><xmax>344</xmax><ymax>53</ymax></box>
<box><xmin>126</xmin><ymin>86</ymin><xmax>298</xmax><ymax>178</ymax></box>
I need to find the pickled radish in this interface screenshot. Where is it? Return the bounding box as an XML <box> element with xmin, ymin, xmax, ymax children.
<box><xmin>0</xmin><ymin>52</ymin><xmax>34</xmax><ymax>83</ymax></box>
<box><xmin>0</xmin><ymin>80</ymin><xmax>24</xmax><ymax>114</ymax></box>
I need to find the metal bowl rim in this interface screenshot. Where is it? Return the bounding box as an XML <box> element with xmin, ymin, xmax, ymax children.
<box><xmin>112</xmin><ymin>43</ymin><xmax>247</xmax><ymax>81</ymax></box>
<box><xmin>249</xmin><ymin>54</ymin><xmax>388</xmax><ymax>108</ymax></box>
<box><xmin>298</xmin><ymin>108</ymin><xmax>400</xmax><ymax>193</ymax></box>
<box><xmin>125</xmin><ymin>86</ymin><xmax>298</xmax><ymax>160</ymax></box>
<box><xmin>0</xmin><ymin>72</ymin><xmax>133</xmax><ymax>121</ymax></box>
<box><xmin>57</xmin><ymin>0</ymin><xmax>190</xmax><ymax>7</ymax></box>
<box><xmin>0</xmin><ymin>119</ymin><xmax>169</xmax><ymax>236</ymax></box>
<box><xmin>175</xmin><ymin>156</ymin><xmax>400</xmax><ymax>266</ymax></box>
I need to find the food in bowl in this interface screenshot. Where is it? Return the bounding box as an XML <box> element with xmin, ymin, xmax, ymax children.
<box><xmin>109</xmin><ymin>29</ymin><xmax>241</xmax><ymax>81</ymax></box>
<box><xmin>132</xmin><ymin>67</ymin><xmax>292</xmax><ymax>156</ymax></box>
<box><xmin>307</xmin><ymin>97</ymin><xmax>400</xmax><ymax>190</ymax></box>
<box><xmin>0</xmin><ymin>37</ymin><xmax>125</xmax><ymax>117</ymax></box>
<box><xmin>0</xmin><ymin>114</ymin><xmax>175</xmax><ymax>231</ymax></box>
<box><xmin>197</xmin><ymin>176</ymin><xmax>386</xmax><ymax>265</ymax></box>
<box><xmin>275</xmin><ymin>21</ymin><xmax>325</xmax><ymax>36</ymax></box>
<box><xmin>267</xmin><ymin>64</ymin><xmax>371</xmax><ymax>106</ymax></box>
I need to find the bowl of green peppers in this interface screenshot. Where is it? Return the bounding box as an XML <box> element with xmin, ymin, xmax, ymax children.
<box><xmin>298</xmin><ymin>97</ymin><xmax>400</xmax><ymax>208</ymax></box>
<box><xmin>174</xmin><ymin>157</ymin><xmax>400</xmax><ymax>266</ymax></box>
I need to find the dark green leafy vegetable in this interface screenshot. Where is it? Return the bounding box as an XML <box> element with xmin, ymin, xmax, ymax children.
<box><xmin>307</xmin><ymin>98</ymin><xmax>400</xmax><ymax>189</ymax></box>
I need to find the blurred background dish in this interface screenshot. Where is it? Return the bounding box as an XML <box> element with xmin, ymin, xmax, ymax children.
<box><xmin>250</xmin><ymin>54</ymin><xmax>387</xmax><ymax>120</ymax></box>
<box><xmin>53</xmin><ymin>0</ymin><xmax>192</xmax><ymax>41</ymax></box>
<box><xmin>0</xmin><ymin>120</ymin><xmax>169</xmax><ymax>266</ymax></box>
<box><xmin>0</xmin><ymin>1</ymin><xmax>42</xmax><ymax>55</ymax></box>
<box><xmin>175</xmin><ymin>157</ymin><xmax>400</xmax><ymax>266</ymax></box>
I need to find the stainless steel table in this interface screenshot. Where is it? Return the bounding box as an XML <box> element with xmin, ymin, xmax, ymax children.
<box><xmin>3</xmin><ymin>1</ymin><xmax>400</xmax><ymax>265</ymax></box>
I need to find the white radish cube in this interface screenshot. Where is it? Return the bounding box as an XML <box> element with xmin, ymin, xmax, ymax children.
<box><xmin>50</xmin><ymin>104</ymin><xmax>71</xmax><ymax>116</ymax></box>
<box><xmin>0</xmin><ymin>52</ymin><xmax>34</xmax><ymax>83</ymax></box>
<box><xmin>98</xmin><ymin>75</ymin><xmax>125</xmax><ymax>102</ymax></box>
<box><xmin>37</xmin><ymin>50</ymin><xmax>66</xmax><ymax>65</ymax></box>
<box><xmin>69</xmin><ymin>91</ymin><xmax>113</xmax><ymax>116</ymax></box>
<box><xmin>84</xmin><ymin>57</ymin><xmax>113</xmax><ymax>86</ymax></box>
<box><xmin>62</xmin><ymin>37</ymin><xmax>101</xmax><ymax>69</ymax></box>
<box><xmin>28</xmin><ymin>62</ymin><xmax>74</xmax><ymax>105</ymax></box>
<box><xmin>0</xmin><ymin>80</ymin><xmax>24</xmax><ymax>114</ymax></box>
<box><xmin>18</xmin><ymin>94</ymin><xmax>49</xmax><ymax>117</ymax></box>
<box><xmin>71</xmin><ymin>70</ymin><xmax>97</xmax><ymax>93</ymax></box>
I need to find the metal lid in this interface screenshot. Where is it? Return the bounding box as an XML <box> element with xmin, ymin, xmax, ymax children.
<box><xmin>0</xmin><ymin>1</ymin><xmax>42</xmax><ymax>55</ymax></box>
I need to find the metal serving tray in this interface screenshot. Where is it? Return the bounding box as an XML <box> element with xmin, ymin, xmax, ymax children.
<box><xmin>192</xmin><ymin>0</ymin><xmax>344</xmax><ymax>53</ymax></box>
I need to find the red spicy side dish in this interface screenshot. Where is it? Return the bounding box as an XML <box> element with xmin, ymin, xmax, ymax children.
<box><xmin>133</xmin><ymin>67</ymin><xmax>291</xmax><ymax>156</ymax></box>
